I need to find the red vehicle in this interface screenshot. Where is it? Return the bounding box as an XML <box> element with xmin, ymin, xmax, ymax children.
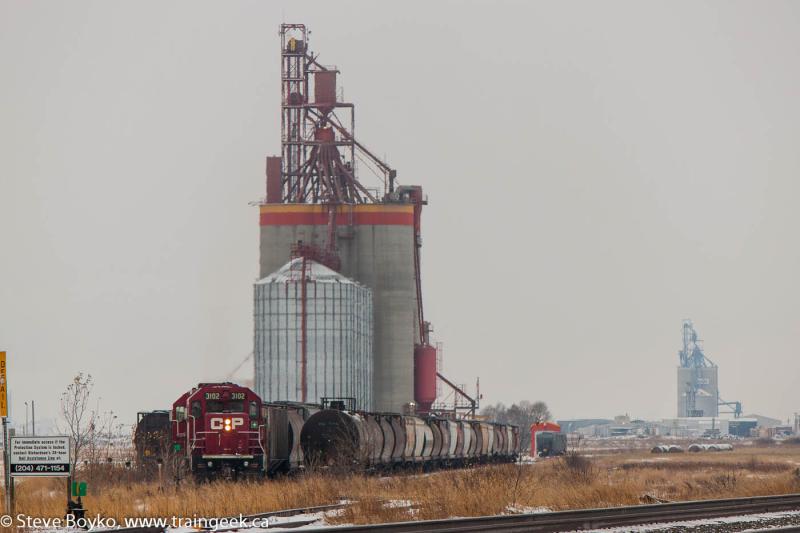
<box><xmin>171</xmin><ymin>382</ymin><xmax>266</xmax><ymax>479</ymax></box>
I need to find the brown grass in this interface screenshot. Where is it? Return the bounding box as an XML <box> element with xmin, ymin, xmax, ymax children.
<box><xmin>755</xmin><ymin>437</ymin><xmax>778</xmax><ymax>447</ymax></box>
<box><xmin>5</xmin><ymin>444</ymin><xmax>800</xmax><ymax>526</ymax></box>
<box><xmin>619</xmin><ymin>458</ymin><xmax>792</xmax><ymax>473</ymax></box>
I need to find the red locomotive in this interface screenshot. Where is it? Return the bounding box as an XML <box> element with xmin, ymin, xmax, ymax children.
<box><xmin>170</xmin><ymin>382</ymin><xmax>266</xmax><ymax>479</ymax></box>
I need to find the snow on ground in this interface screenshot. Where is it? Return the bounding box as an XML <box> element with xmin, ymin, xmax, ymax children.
<box><xmin>372</xmin><ymin>499</ymin><xmax>419</xmax><ymax>518</ymax></box>
<box><xmin>563</xmin><ymin>510</ymin><xmax>800</xmax><ymax>532</ymax></box>
<box><xmin>237</xmin><ymin>506</ymin><xmax>353</xmax><ymax>531</ymax></box>
<box><xmin>143</xmin><ymin>507</ymin><xmax>351</xmax><ymax>533</ymax></box>
<box><xmin>20</xmin><ymin>507</ymin><xmax>352</xmax><ymax>533</ymax></box>
<box><xmin>505</xmin><ymin>504</ymin><xmax>551</xmax><ymax>514</ymax></box>
<box><xmin>382</xmin><ymin>499</ymin><xmax>414</xmax><ymax>509</ymax></box>
<box><xmin>234</xmin><ymin>510</ymin><xmax>350</xmax><ymax>531</ymax></box>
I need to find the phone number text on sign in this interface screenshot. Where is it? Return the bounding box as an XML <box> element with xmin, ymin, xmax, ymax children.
<box><xmin>11</xmin><ymin>464</ymin><xmax>70</xmax><ymax>475</ymax></box>
<box><xmin>9</xmin><ymin>436</ymin><xmax>71</xmax><ymax>477</ymax></box>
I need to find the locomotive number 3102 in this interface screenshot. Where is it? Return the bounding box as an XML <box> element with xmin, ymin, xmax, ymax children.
<box><xmin>204</xmin><ymin>391</ymin><xmax>246</xmax><ymax>400</ymax></box>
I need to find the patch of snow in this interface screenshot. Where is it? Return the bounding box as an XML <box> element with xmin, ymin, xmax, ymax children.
<box><xmin>505</xmin><ymin>505</ymin><xmax>551</xmax><ymax>514</ymax></box>
<box><xmin>382</xmin><ymin>499</ymin><xmax>414</xmax><ymax>509</ymax></box>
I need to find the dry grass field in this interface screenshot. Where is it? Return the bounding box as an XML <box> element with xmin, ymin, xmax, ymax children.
<box><xmin>7</xmin><ymin>442</ymin><xmax>800</xmax><ymax>526</ymax></box>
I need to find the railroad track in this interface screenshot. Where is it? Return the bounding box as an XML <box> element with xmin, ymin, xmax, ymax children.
<box><xmin>310</xmin><ymin>493</ymin><xmax>800</xmax><ymax>532</ymax></box>
<box><xmin>104</xmin><ymin>494</ymin><xmax>800</xmax><ymax>532</ymax></box>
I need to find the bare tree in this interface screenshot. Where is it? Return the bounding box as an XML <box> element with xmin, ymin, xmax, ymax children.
<box><xmin>86</xmin><ymin>409</ymin><xmax>118</xmax><ymax>463</ymax></box>
<box><xmin>522</xmin><ymin>401</ymin><xmax>552</xmax><ymax>425</ymax></box>
<box><xmin>482</xmin><ymin>400</ymin><xmax>552</xmax><ymax>449</ymax></box>
<box><xmin>84</xmin><ymin>408</ymin><xmax>121</xmax><ymax>483</ymax></box>
<box><xmin>480</xmin><ymin>402</ymin><xmax>507</xmax><ymax>423</ymax></box>
<box><xmin>60</xmin><ymin>373</ymin><xmax>96</xmax><ymax>473</ymax></box>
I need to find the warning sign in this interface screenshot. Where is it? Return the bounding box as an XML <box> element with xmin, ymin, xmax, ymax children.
<box><xmin>9</xmin><ymin>436</ymin><xmax>71</xmax><ymax>477</ymax></box>
<box><xmin>0</xmin><ymin>351</ymin><xmax>7</xmax><ymax>417</ymax></box>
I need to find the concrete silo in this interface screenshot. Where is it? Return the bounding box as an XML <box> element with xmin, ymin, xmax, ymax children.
<box><xmin>677</xmin><ymin>366</ymin><xmax>719</xmax><ymax>418</ymax></box>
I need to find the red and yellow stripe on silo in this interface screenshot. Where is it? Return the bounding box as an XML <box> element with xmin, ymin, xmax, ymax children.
<box><xmin>259</xmin><ymin>204</ymin><xmax>414</xmax><ymax>226</ymax></box>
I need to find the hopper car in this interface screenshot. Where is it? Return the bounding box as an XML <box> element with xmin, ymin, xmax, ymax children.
<box><xmin>134</xmin><ymin>383</ymin><xmax>520</xmax><ymax>480</ymax></box>
<box><xmin>133</xmin><ymin>410</ymin><xmax>171</xmax><ymax>466</ymax></box>
<box><xmin>301</xmin><ymin>401</ymin><xmax>520</xmax><ymax>470</ymax></box>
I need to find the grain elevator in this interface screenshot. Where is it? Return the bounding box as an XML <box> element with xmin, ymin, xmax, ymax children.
<box><xmin>677</xmin><ymin>320</ymin><xmax>719</xmax><ymax>418</ymax></box>
<box><xmin>254</xmin><ymin>24</ymin><xmax>437</xmax><ymax>413</ymax></box>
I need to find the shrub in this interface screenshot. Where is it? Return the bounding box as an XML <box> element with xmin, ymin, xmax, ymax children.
<box><xmin>555</xmin><ymin>452</ymin><xmax>596</xmax><ymax>482</ymax></box>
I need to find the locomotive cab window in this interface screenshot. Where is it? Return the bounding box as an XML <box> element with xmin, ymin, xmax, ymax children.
<box><xmin>206</xmin><ymin>400</ymin><xmax>224</xmax><ymax>413</ymax></box>
<box><xmin>249</xmin><ymin>401</ymin><xmax>258</xmax><ymax>419</ymax></box>
<box><xmin>191</xmin><ymin>400</ymin><xmax>201</xmax><ymax>419</ymax></box>
<box><xmin>206</xmin><ymin>399</ymin><xmax>244</xmax><ymax>413</ymax></box>
<box><xmin>175</xmin><ymin>406</ymin><xmax>186</xmax><ymax>422</ymax></box>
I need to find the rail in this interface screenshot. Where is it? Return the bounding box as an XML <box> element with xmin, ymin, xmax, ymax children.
<box><xmin>100</xmin><ymin>494</ymin><xmax>800</xmax><ymax>532</ymax></box>
<box><xmin>310</xmin><ymin>493</ymin><xmax>800</xmax><ymax>532</ymax></box>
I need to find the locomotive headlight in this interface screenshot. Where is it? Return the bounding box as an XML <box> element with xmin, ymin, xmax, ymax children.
<box><xmin>224</xmin><ymin>418</ymin><xmax>232</xmax><ymax>431</ymax></box>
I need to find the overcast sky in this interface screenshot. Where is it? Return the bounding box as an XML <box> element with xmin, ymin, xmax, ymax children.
<box><xmin>2</xmin><ymin>1</ymin><xmax>799</xmax><ymax>432</ymax></box>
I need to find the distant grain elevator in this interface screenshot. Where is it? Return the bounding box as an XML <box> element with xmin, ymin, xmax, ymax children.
<box><xmin>677</xmin><ymin>320</ymin><xmax>720</xmax><ymax>418</ymax></box>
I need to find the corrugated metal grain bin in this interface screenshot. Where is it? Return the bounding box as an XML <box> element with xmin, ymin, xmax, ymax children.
<box><xmin>254</xmin><ymin>258</ymin><xmax>373</xmax><ymax>410</ymax></box>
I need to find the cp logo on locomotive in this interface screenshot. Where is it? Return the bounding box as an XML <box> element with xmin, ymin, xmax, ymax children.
<box><xmin>209</xmin><ymin>417</ymin><xmax>245</xmax><ymax>430</ymax></box>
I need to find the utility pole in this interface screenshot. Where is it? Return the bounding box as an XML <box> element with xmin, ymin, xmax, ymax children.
<box><xmin>7</xmin><ymin>428</ymin><xmax>13</xmax><ymax>516</ymax></box>
<box><xmin>25</xmin><ymin>402</ymin><xmax>28</xmax><ymax>436</ymax></box>
<box><xmin>32</xmin><ymin>400</ymin><xmax>35</xmax><ymax>435</ymax></box>
<box><xmin>2</xmin><ymin>417</ymin><xmax>8</xmax><ymax>514</ymax></box>
<box><xmin>0</xmin><ymin>351</ymin><xmax>10</xmax><ymax>514</ymax></box>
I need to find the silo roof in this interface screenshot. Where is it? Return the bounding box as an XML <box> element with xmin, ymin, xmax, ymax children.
<box><xmin>256</xmin><ymin>257</ymin><xmax>360</xmax><ymax>285</ymax></box>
